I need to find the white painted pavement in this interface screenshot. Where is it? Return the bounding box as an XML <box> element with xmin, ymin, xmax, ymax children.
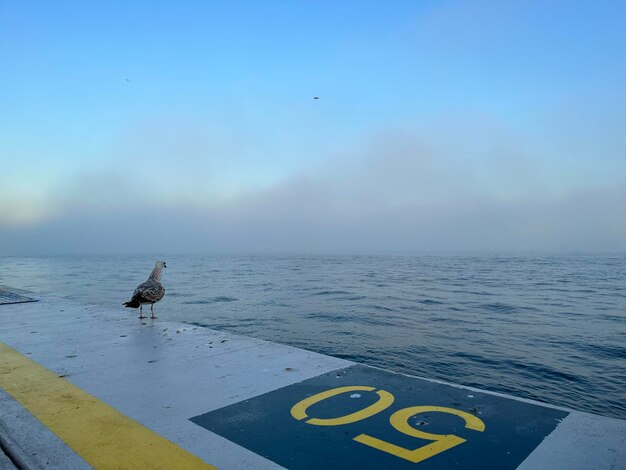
<box><xmin>0</xmin><ymin>292</ymin><xmax>624</xmax><ymax>469</ymax></box>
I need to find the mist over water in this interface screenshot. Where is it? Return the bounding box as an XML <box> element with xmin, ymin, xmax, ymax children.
<box><xmin>2</xmin><ymin>254</ymin><xmax>625</xmax><ymax>420</ymax></box>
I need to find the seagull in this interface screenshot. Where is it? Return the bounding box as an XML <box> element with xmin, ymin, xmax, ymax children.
<box><xmin>313</xmin><ymin>96</ymin><xmax>319</xmax><ymax>100</ymax></box>
<box><xmin>123</xmin><ymin>261</ymin><xmax>166</xmax><ymax>319</ymax></box>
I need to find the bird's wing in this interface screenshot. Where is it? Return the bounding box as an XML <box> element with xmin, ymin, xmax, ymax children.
<box><xmin>134</xmin><ymin>280</ymin><xmax>165</xmax><ymax>303</ymax></box>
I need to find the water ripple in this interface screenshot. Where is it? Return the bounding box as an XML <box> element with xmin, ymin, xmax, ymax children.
<box><xmin>3</xmin><ymin>253</ymin><xmax>625</xmax><ymax>420</ymax></box>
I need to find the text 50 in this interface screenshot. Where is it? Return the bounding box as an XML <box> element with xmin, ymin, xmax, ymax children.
<box><xmin>290</xmin><ymin>385</ymin><xmax>485</xmax><ymax>464</ymax></box>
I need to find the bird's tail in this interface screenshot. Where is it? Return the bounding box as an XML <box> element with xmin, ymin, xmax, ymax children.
<box><xmin>123</xmin><ymin>300</ymin><xmax>140</xmax><ymax>308</ymax></box>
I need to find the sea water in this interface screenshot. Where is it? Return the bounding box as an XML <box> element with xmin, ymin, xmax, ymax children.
<box><xmin>1</xmin><ymin>254</ymin><xmax>625</xmax><ymax>419</ymax></box>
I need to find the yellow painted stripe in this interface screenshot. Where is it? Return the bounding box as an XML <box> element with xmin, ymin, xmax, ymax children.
<box><xmin>0</xmin><ymin>342</ymin><xmax>216</xmax><ymax>469</ymax></box>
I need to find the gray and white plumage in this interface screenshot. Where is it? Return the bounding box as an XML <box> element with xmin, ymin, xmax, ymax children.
<box><xmin>124</xmin><ymin>261</ymin><xmax>166</xmax><ymax>319</ymax></box>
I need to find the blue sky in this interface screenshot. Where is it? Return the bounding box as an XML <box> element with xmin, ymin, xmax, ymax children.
<box><xmin>1</xmin><ymin>1</ymin><xmax>625</xmax><ymax>254</ymax></box>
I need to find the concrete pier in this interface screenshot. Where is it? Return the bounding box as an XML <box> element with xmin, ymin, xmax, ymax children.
<box><xmin>0</xmin><ymin>448</ymin><xmax>16</xmax><ymax>470</ymax></box>
<box><xmin>1</xmin><ymin>290</ymin><xmax>625</xmax><ymax>469</ymax></box>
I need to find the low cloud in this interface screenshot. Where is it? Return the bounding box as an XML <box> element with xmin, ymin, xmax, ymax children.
<box><xmin>3</xmin><ymin>117</ymin><xmax>625</xmax><ymax>255</ymax></box>
<box><xmin>3</xmin><ymin>185</ymin><xmax>624</xmax><ymax>255</ymax></box>
<box><xmin>3</xmin><ymin>164</ymin><xmax>625</xmax><ymax>255</ymax></box>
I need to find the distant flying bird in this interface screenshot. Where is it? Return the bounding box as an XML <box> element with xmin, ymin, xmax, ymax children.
<box><xmin>125</xmin><ymin>78</ymin><xmax>131</xmax><ymax>82</ymax></box>
<box><xmin>313</xmin><ymin>96</ymin><xmax>319</xmax><ymax>100</ymax></box>
<box><xmin>124</xmin><ymin>261</ymin><xmax>166</xmax><ymax>319</ymax></box>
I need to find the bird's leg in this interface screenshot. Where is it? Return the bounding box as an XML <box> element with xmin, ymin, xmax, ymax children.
<box><xmin>139</xmin><ymin>304</ymin><xmax>145</xmax><ymax>319</ymax></box>
<box><xmin>150</xmin><ymin>303</ymin><xmax>157</xmax><ymax>319</ymax></box>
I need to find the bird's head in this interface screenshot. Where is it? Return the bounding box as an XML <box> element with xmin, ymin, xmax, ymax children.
<box><xmin>156</xmin><ymin>260</ymin><xmax>166</xmax><ymax>269</ymax></box>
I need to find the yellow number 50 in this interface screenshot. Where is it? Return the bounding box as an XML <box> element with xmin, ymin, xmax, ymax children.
<box><xmin>290</xmin><ymin>386</ymin><xmax>485</xmax><ymax>464</ymax></box>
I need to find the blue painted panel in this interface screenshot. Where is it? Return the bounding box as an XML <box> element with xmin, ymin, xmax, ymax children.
<box><xmin>191</xmin><ymin>364</ymin><xmax>568</xmax><ymax>469</ymax></box>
